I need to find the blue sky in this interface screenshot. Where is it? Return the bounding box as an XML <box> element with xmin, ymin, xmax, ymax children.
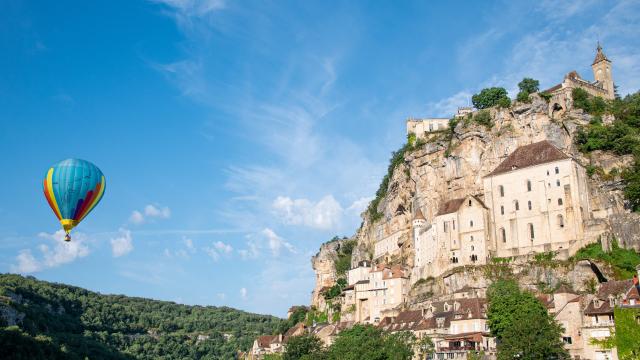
<box><xmin>1</xmin><ymin>0</ymin><xmax>639</xmax><ymax>317</ymax></box>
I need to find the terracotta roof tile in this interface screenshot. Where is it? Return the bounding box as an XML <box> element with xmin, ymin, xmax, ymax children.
<box><xmin>486</xmin><ymin>141</ymin><xmax>569</xmax><ymax>177</ymax></box>
<box><xmin>414</xmin><ymin>208</ymin><xmax>426</xmax><ymax>220</ymax></box>
<box><xmin>436</xmin><ymin>198</ymin><xmax>466</xmax><ymax>216</ymax></box>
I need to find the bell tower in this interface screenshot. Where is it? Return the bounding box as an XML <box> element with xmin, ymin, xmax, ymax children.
<box><xmin>591</xmin><ymin>42</ymin><xmax>614</xmax><ymax>99</ymax></box>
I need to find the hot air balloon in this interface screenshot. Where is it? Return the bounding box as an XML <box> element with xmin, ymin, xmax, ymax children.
<box><xmin>43</xmin><ymin>159</ymin><xmax>106</xmax><ymax>241</ymax></box>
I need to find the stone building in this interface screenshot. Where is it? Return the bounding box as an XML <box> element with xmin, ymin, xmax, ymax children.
<box><xmin>406</xmin><ymin>117</ymin><xmax>450</xmax><ymax>139</ymax></box>
<box><xmin>483</xmin><ymin>140</ymin><xmax>592</xmax><ymax>259</ymax></box>
<box><xmin>546</xmin><ymin>43</ymin><xmax>614</xmax><ymax>118</ymax></box>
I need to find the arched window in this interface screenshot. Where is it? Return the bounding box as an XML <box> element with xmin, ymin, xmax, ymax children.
<box><xmin>515</xmin><ymin>201</ymin><xmax>520</xmax><ymax>211</ymax></box>
<box><xmin>528</xmin><ymin>200</ymin><xmax>532</xmax><ymax>210</ymax></box>
<box><xmin>527</xmin><ymin>180</ymin><xmax>532</xmax><ymax>192</ymax></box>
<box><xmin>500</xmin><ymin>206</ymin><xmax>504</xmax><ymax>215</ymax></box>
<box><xmin>555</xmin><ymin>167</ymin><xmax>559</xmax><ymax>174</ymax></box>
<box><xmin>499</xmin><ymin>185</ymin><xmax>504</xmax><ymax>197</ymax></box>
<box><xmin>500</xmin><ymin>228</ymin><xmax>506</xmax><ymax>243</ymax></box>
<box><xmin>529</xmin><ymin>223</ymin><xmax>535</xmax><ymax>239</ymax></box>
<box><xmin>557</xmin><ymin>214</ymin><xmax>564</xmax><ymax>228</ymax></box>
<box><xmin>558</xmin><ymin>198</ymin><xmax>563</xmax><ymax>205</ymax></box>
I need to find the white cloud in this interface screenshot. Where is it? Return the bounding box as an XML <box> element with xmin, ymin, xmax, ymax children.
<box><xmin>238</xmin><ymin>239</ymin><xmax>260</xmax><ymax>260</ymax></box>
<box><xmin>262</xmin><ymin>228</ymin><xmax>294</xmax><ymax>256</ymax></box>
<box><xmin>110</xmin><ymin>228</ymin><xmax>134</xmax><ymax>257</ymax></box>
<box><xmin>203</xmin><ymin>240</ymin><xmax>233</xmax><ymax>262</ymax></box>
<box><xmin>152</xmin><ymin>0</ymin><xmax>225</xmax><ymax>17</ymax></box>
<box><xmin>347</xmin><ymin>196</ymin><xmax>374</xmax><ymax>215</ymax></box>
<box><xmin>425</xmin><ymin>90</ymin><xmax>473</xmax><ymax>118</ymax></box>
<box><xmin>272</xmin><ymin>195</ymin><xmax>343</xmax><ymax>230</ymax></box>
<box><xmin>240</xmin><ymin>287</ymin><xmax>248</xmax><ymax>300</ymax></box>
<box><xmin>145</xmin><ymin>204</ymin><xmax>171</xmax><ymax>219</ymax></box>
<box><xmin>129</xmin><ymin>204</ymin><xmax>171</xmax><ymax>224</ymax></box>
<box><xmin>214</xmin><ymin>240</ymin><xmax>233</xmax><ymax>254</ymax></box>
<box><xmin>10</xmin><ymin>230</ymin><xmax>91</xmax><ymax>274</ymax></box>
<box><xmin>129</xmin><ymin>210</ymin><xmax>144</xmax><ymax>224</ymax></box>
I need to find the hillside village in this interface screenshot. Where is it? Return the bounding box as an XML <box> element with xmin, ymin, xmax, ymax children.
<box><xmin>247</xmin><ymin>44</ymin><xmax>640</xmax><ymax>360</ymax></box>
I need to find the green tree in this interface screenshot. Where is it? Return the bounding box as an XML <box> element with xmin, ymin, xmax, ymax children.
<box><xmin>487</xmin><ymin>280</ymin><xmax>569</xmax><ymax>360</ymax></box>
<box><xmin>518</xmin><ymin>78</ymin><xmax>540</xmax><ymax>94</ymax></box>
<box><xmin>472</xmin><ymin>87</ymin><xmax>509</xmax><ymax>109</ymax></box>
<box><xmin>283</xmin><ymin>334</ymin><xmax>324</xmax><ymax>360</ymax></box>
<box><xmin>325</xmin><ymin>325</ymin><xmax>413</xmax><ymax>360</ymax></box>
<box><xmin>414</xmin><ymin>335</ymin><xmax>435</xmax><ymax>360</ymax></box>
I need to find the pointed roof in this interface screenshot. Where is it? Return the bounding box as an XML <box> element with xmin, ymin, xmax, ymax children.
<box><xmin>414</xmin><ymin>208</ymin><xmax>425</xmax><ymax>221</ymax></box>
<box><xmin>486</xmin><ymin>141</ymin><xmax>570</xmax><ymax>177</ymax></box>
<box><xmin>593</xmin><ymin>42</ymin><xmax>610</xmax><ymax>65</ymax></box>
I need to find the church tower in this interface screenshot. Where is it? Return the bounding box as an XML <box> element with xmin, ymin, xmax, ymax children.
<box><xmin>591</xmin><ymin>42</ymin><xmax>614</xmax><ymax>99</ymax></box>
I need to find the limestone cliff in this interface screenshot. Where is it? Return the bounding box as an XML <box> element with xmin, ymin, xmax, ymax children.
<box><xmin>310</xmin><ymin>93</ymin><xmax>640</xmax><ymax>309</ymax></box>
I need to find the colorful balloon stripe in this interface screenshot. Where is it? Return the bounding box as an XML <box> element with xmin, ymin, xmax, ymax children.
<box><xmin>42</xmin><ymin>159</ymin><xmax>106</xmax><ymax>237</ymax></box>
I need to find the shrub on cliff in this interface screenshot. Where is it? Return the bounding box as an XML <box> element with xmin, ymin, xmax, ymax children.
<box><xmin>473</xmin><ymin>110</ymin><xmax>493</xmax><ymax>128</ymax></box>
<box><xmin>472</xmin><ymin>87</ymin><xmax>509</xmax><ymax>109</ymax></box>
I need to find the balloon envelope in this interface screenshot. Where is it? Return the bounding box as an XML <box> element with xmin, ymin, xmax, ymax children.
<box><xmin>43</xmin><ymin>159</ymin><xmax>106</xmax><ymax>240</ymax></box>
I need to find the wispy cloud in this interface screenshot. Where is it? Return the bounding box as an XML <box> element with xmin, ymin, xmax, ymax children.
<box><xmin>11</xmin><ymin>230</ymin><xmax>91</xmax><ymax>273</ymax></box>
<box><xmin>272</xmin><ymin>195</ymin><xmax>343</xmax><ymax>230</ymax></box>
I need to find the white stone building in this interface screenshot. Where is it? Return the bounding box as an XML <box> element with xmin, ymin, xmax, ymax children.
<box><xmin>483</xmin><ymin>140</ymin><xmax>591</xmax><ymax>259</ymax></box>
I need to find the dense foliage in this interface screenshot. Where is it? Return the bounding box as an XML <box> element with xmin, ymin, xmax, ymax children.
<box><xmin>574</xmin><ymin>91</ymin><xmax>640</xmax><ymax>210</ymax></box>
<box><xmin>487</xmin><ymin>280</ymin><xmax>569</xmax><ymax>360</ymax></box>
<box><xmin>516</xmin><ymin>77</ymin><xmax>539</xmax><ymax>103</ymax></box>
<box><xmin>471</xmin><ymin>87</ymin><xmax>510</xmax><ymax>109</ymax></box>
<box><xmin>614</xmin><ymin>307</ymin><xmax>640</xmax><ymax>359</ymax></box>
<box><xmin>282</xmin><ymin>334</ymin><xmax>325</xmax><ymax>360</ymax></box>
<box><xmin>473</xmin><ymin>110</ymin><xmax>493</xmax><ymax>128</ymax></box>
<box><xmin>0</xmin><ymin>274</ymin><xmax>283</xmax><ymax>359</ymax></box>
<box><xmin>571</xmin><ymin>240</ymin><xmax>640</xmax><ymax>279</ymax></box>
<box><xmin>366</xmin><ymin>138</ymin><xmax>419</xmax><ymax>222</ymax></box>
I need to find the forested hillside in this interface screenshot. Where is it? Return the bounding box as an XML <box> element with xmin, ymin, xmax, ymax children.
<box><xmin>0</xmin><ymin>274</ymin><xmax>282</xmax><ymax>359</ymax></box>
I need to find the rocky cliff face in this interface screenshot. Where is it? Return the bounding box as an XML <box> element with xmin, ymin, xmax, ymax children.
<box><xmin>310</xmin><ymin>239</ymin><xmax>346</xmax><ymax>308</ymax></box>
<box><xmin>311</xmin><ymin>94</ymin><xmax>640</xmax><ymax>308</ymax></box>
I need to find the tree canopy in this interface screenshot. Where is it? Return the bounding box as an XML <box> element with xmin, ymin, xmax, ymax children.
<box><xmin>487</xmin><ymin>280</ymin><xmax>569</xmax><ymax>360</ymax></box>
<box><xmin>0</xmin><ymin>274</ymin><xmax>283</xmax><ymax>359</ymax></box>
<box><xmin>472</xmin><ymin>87</ymin><xmax>510</xmax><ymax>109</ymax></box>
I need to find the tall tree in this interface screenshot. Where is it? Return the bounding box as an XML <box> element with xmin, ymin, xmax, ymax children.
<box><xmin>487</xmin><ymin>280</ymin><xmax>569</xmax><ymax>360</ymax></box>
<box><xmin>472</xmin><ymin>87</ymin><xmax>509</xmax><ymax>109</ymax></box>
<box><xmin>283</xmin><ymin>334</ymin><xmax>324</xmax><ymax>360</ymax></box>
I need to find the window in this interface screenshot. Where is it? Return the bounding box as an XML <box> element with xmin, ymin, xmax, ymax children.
<box><xmin>453</xmin><ymin>220</ymin><xmax>456</xmax><ymax>230</ymax></box>
<box><xmin>557</xmin><ymin>215</ymin><xmax>564</xmax><ymax>228</ymax></box>
<box><xmin>499</xmin><ymin>185</ymin><xmax>504</xmax><ymax>197</ymax></box>
<box><xmin>558</xmin><ymin>198</ymin><xmax>563</xmax><ymax>205</ymax></box>
<box><xmin>468</xmin><ymin>199</ymin><xmax>472</xmax><ymax>206</ymax></box>
<box><xmin>555</xmin><ymin>166</ymin><xmax>559</xmax><ymax>174</ymax></box>
<box><xmin>470</xmin><ymin>220</ymin><xmax>474</xmax><ymax>227</ymax></box>
<box><xmin>471</xmin><ymin>245</ymin><xmax>475</xmax><ymax>251</ymax></box>
<box><xmin>444</xmin><ymin>222</ymin><xmax>448</xmax><ymax>232</ymax></box>
<box><xmin>562</xmin><ymin>337</ymin><xmax>572</xmax><ymax>345</ymax></box>
<box><xmin>515</xmin><ymin>201</ymin><xmax>520</xmax><ymax>211</ymax></box>
<box><xmin>470</xmin><ymin>236</ymin><xmax>474</xmax><ymax>242</ymax></box>
<box><xmin>547</xmin><ymin>170</ymin><xmax>550</xmax><ymax>176</ymax></box>
<box><xmin>500</xmin><ymin>206</ymin><xmax>504</xmax><ymax>215</ymax></box>
<box><xmin>529</xmin><ymin>223</ymin><xmax>535</xmax><ymax>239</ymax></box>
<box><xmin>429</xmin><ymin>124</ymin><xmax>433</xmax><ymax>131</ymax></box>
<box><xmin>557</xmin><ymin>179</ymin><xmax>561</xmax><ymax>187</ymax></box>
<box><xmin>500</xmin><ymin>228</ymin><xmax>506</xmax><ymax>243</ymax></box>
<box><xmin>528</xmin><ymin>200</ymin><xmax>532</xmax><ymax>210</ymax></box>
<box><xmin>527</xmin><ymin>180</ymin><xmax>532</xmax><ymax>192</ymax></box>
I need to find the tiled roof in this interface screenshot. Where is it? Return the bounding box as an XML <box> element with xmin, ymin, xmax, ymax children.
<box><xmin>414</xmin><ymin>208</ymin><xmax>426</xmax><ymax>220</ymax></box>
<box><xmin>382</xmin><ymin>265</ymin><xmax>407</xmax><ymax>280</ymax></box>
<box><xmin>257</xmin><ymin>335</ymin><xmax>278</xmax><ymax>348</ymax></box>
<box><xmin>584</xmin><ymin>280</ymin><xmax>633</xmax><ymax>315</ymax></box>
<box><xmin>486</xmin><ymin>141</ymin><xmax>570</xmax><ymax>177</ymax></box>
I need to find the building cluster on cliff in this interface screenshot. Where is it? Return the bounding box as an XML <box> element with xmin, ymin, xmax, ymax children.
<box><xmin>247</xmin><ymin>45</ymin><xmax>640</xmax><ymax>360</ymax></box>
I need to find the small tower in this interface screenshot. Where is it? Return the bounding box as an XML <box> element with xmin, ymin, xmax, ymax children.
<box><xmin>412</xmin><ymin>208</ymin><xmax>427</xmax><ymax>238</ymax></box>
<box><xmin>591</xmin><ymin>42</ymin><xmax>614</xmax><ymax>99</ymax></box>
